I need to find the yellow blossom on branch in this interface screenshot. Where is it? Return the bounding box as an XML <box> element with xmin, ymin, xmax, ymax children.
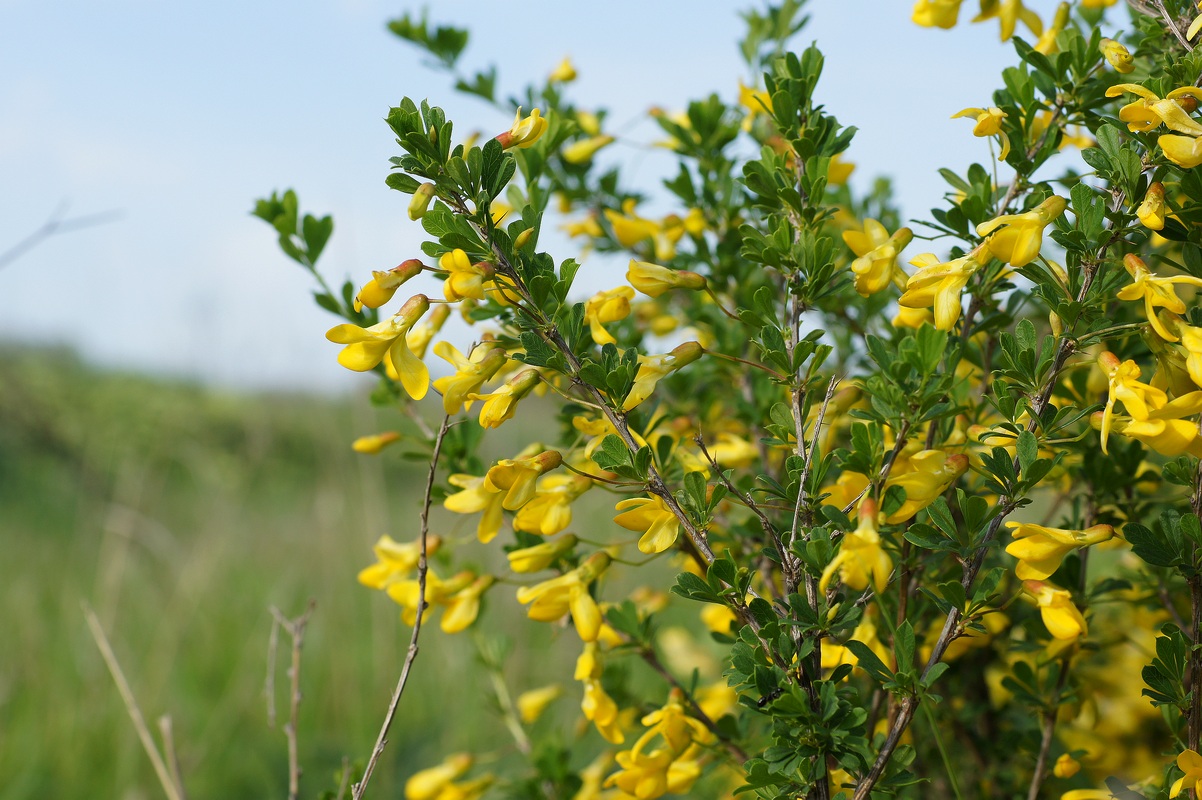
<box><xmin>548</xmin><ymin>57</ymin><xmax>576</xmax><ymax>83</ymax></box>
<box><xmin>1024</xmin><ymin>580</ymin><xmax>1087</xmax><ymax>639</ymax></box>
<box><xmin>976</xmin><ymin>195</ymin><xmax>1066</xmax><ymax>268</ymax></box>
<box><xmin>623</xmin><ymin>341</ymin><xmax>705</xmax><ymax>411</ymax></box>
<box><xmin>563</xmin><ymin>134</ymin><xmax>615</xmax><ymax>164</ymax></box>
<box><xmin>1116</xmin><ymin>254</ymin><xmax>1202</xmax><ymax>342</ymax></box>
<box><xmin>495</xmin><ymin>107</ymin><xmax>547</xmax><ymax>150</ymax></box>
<box><xmin>584</xmin><ymin>286</ymin><xmax>634</xmax><ymax>345</ymax></box>
<box><xmin>516</xmin><ymin>684</ymin><xmax>562</xmax><ymax>723</ymax></box>
<box><xmin>820</xmin><ymin>498</ymin><xmax>892</xmax><ymax>595</ymax></box>
<box><xmin>842</xmin><ymin>219</ymin><xmax>912</xmax><ymax>296</ymax></box>
<box><xmin>472</xmin><ymin>368</ymin><xmax>542</xmax><ymax>428</ymax></box>
<box><xmin>352</xmin><ymin>431</ymin><xmax>401</xmax><ymax>454</ymax></box>
<box><xmin>357</xmin><ymin>534</ymin><xmax>442</xmax><ymax>590</ymax></box>
<box><xmin>353</xmin><ymin>259</ymin><xmax>423</xmax><ymax>312</ymax></box>
<box><xmin>1171</xmin><ymin>749</ymin><xmax>1202</xmax><ymax>797</ymax></box>
<box><xmin>1099</xmin><ymin>37</ymin><xmax>1134</xmax><ymax>74</ymax></box>
<box><xmin>507</xmin><ymin>534</ymin><xmax>578</xmax><ymax>573</ymax></box>
<box><xmin>516</xmin><ymin>551</ymin><xmax>611</xmax><ymax>641</ymax></box>
<box><xmin>325</xmin><ymin>294</ymin><xmax>431</xmax><ymax>399</ymax></box>
<box><xmin>440</xmin><ymin>574</ymin><xmax>495</xmax><ymax>634</ymax></box>
<box><xmin>626</xmin><ymin>260</ymin><xmax>707</xmax><ymax>298</ymax></box>
<box><xmin>972</xmin><ymin>0</ymin><xmax>1043</xmax><ymax>42</ymax></box>
<box><xmin>614</xmin><ymin>493</ymin><xmax>680</xmax><ymax>554</ymax></box>
<box><xmin>899</xmin><ymin>244</ymin><xmax>990</xmax><ymax>331</ymax></box>
<box><xmin>912</xmin><ymin>0</ymin><xmax>964</xmax><ymax>29</ymax></box>
<box><xmin>952</xmin><ymin>106</ymin><xmax>1010</xmax><ymax>160</ymax></box>
<box><xmin>1137</xmin><ymin>182</ymin><xmax>1167</xmax><ymax>231</ymax></box>
<box><xmin>438</xmin><ymin>248</ymin><xmax>494</xmax><ymax>302</ymax></box>
<box><xmin>513</xmin><ymin>473</ymin><xmax>592</xmax><ymax>535</ymax></box>
<box><xmin>444</xmin><ymin>473</ymin><xmax>506</xmax><ymax>544</ymax></box>
<box><xmin>1004</xmin><ymin>522</ymin><xmax>1115</xmax><ymax>580</ymax></box>
<box><xmin>405</xmin><ymin>753</ymin><xmax>473</xmax><ymax>800</ymax></box>
<box><xmin>1105</xmin><ymin>83</ymin><xmax>1202</xmax><ymax>135</ymax></box>
<box><xmin>1034</xmin><ymin>3</ymin><xmax>1069</xmax><ymax>55</ymax></box>
<box><xmin>432</xmin><ymin>341</ymin><xmax>507</xmax><ymax>414</ymax></box>
<box><xmin>486</xmin><ymin>449</ymin><xmax>563</xmax><ymax>511</ymax></box>
<box><xmin>883</xmin><ymin>449</ymin><xmax>969</xmax><ymax>523</ymax></box>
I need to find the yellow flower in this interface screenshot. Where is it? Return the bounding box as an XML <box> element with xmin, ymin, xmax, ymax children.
<box><xmin>517</xmin><ymin>684</ymin><xmax>562</xmax><ymax>723</ymax></box>
<box><xmin>708</xmin><ymin>432</ymin><xmax>759</xmax><ymax>468</ymax></box>
<box><xmin>353</xmin><ymin>259</ymin><xmax>423</xmax><ymax>312</ymax></box>
<box><xmin>326</xmin><ymin>294</ymin><xmax>430</xmax><ymax>399</ymax></box>
<box><xmin>1192</xmin><ymin>6</ymin><xmax>1202</xmax><ymax>41</ymax></box>
<box><xmin>976</xmin><ymin>195</ymin><xmax>1066</xmax><ymax>268</ymax></box>
<box><xmin>548</xmin><ymin>57</ymin><xmax>577</xmax><ymax>83</ymax></box>
<box><xmin>1024</xmin><ymin>580</ymin><xmax>1087</xmax><ymax>639</ymax></box>
<box><xmin>1054</xmin><ymin>754</ymin><xmax>1081</xmax><ymax>779</ymax></box>
<box><xmin>1099</xmin><ymin>37</ymin><xmax>1134</xmax><ymax>73</ymax></box>
<box><xmin>516</xmin><ymin>552</ymin><xmax>611</xmax><ymax>641</ymax></box>
<box><xmin>626</xmin><ymin>260</ymin><xmax>707</xmax><ymax>298</ymax></box>
<box><xmin>883</xmin><ymin>450</ymin><xmax>969</xmax><ymax>523</ymax></box>
<box><xmin>912</xmin><ymin>0</ymin><xmax>963</xmax><ymax>29</ymax></box>
<box><xmin>441</xmin><ymin>574</ymin><xmax>495</xmax><ymax>634</ymax></box>
<box><xmin>1005</xmin><ymin>522</ymin><xmax>1115</xmax><ymax>580</ymax></box>
<box><xmin>623</xmin><ymin>341</ymin><xmax>705</xmax><ymax>411</ymax></box>
<box><xmin>486</xmin><ymin>449</ymin><xmax>564</xmax><ymax>511</ymax></box>
<box><xmin>823</xmin><ymin>607</ymin><xmax>891</xmax><ymax>671</ymax></box>
<box><xmin>584</xmin><ymin>286</ymin><xmax>634</xmax><ymax>345</ymax></box>
<box><xmin>472</xmin><ymin>368</ymin><xmax>541</xmax><ymax>428</ymax></box>
<box><xmin>405</xmin><ymin>753</ymin><xmax>473</xmax><ymax>800</ymax></box>
<box><xmin>387</xmin><ymin>570</ymin><xmax>474</xmax><ymax>625</ymax></box>
<box><xmin>432</xmin><ymin>342</ymin><xmax>507</xmax><ymax>414</ymax></box>
<box><xmin>352</xmin><ymin>431</ymin><xmax>401</xmax><ymax>454</ymax></box>
<box><xmin>700</xmin><ymin>604</ymin><xmax>738</xmax><ymax>634</ymax></box>
<box><xmin>972</xmin><ymin>0</ymin><xmax>1043</xmax><ymax>42</ymax></box>
<box><xmin>508</xmin><ymin>534</ymin><xmax>579</xmax><ymax>573</ymax></box>
<box><xmin>828</xmin><ymin>152</ymin><xmax>856</xmax><ymax>185</ymax></box>
<box><xmin>605</xmin><ymin>199</ymin><xmax>662</xmax><ymax>249</ymax></box>
<box><xmin>495</xmin><ymin>107</ymin><xmax>547</xmax><ymax>150</ymax></box>
<box><xmin>614</xmin><ymin>494</ymin><xmax>680</xmax><ymax>554</ymax></box>
<box><xmin>444</xmin><ymin>472</ymin><xmax>505</xmax><ymax>543</ymax></box>
<box><xmin>513</xmin><ymin>474</ymin><xmax>592</xmax><ymax>535</ymax></box>
<box><xmin>438</xmin><ymin>248</ymin><xmax>494</xmax><ymax>302</ymax></box>
<box><xmin>842</xmin><ymin>219</ymin><xmax>913</xmax><ymax>296</ymax></box>
<box><xmin>1137</xmin><ymin>182</ymin><xmax>1167</xmax><ymax>230</ymax></box>
<box><xmin>582</xmin><ymin>677</ymin><xmax>624</xmax><ymax>743</ymax></box>
<box><xmin>357</xmin><ymin>534</ymin><xmax>442</xmax><ymax>590</ymax></box>
<box><xmin>893</xmin><ymin>304</ymin><xmax>936</xmax><ymax>329</ymax></box>
<box><xmin>952</xmin><ymin>106</ymin><xmax>1010</xmax><ymax>160</ymax></box>
<box><xmin>1089</xmin><ymin>400</ymin><xmax>1202</xmax><ymax>458</ymax></box>
<box><xmin>820</xmin><ymin>498</ymin><xmax>893</xmax><ymax>595</ymax></box>
<box><xmin>1171</xmin><ymin>749</ymin><xmax>1202</xmax><ymax>797</ymax></box>
<box><xmin>562</xmin><ymin>214</ymin><xmax>604</xmax><ymax>239</ymax></box>
<box><xmin>1097</xmin><ymin>350</ymin><xmax>1169</xmax><ymax>453</ymax></box>
<box><xmin>899</xmin><ymin>245</ymin><xmax>990</xmax><ymax>330</ymax></box>
<box><xmin>563</xmin><ymin>134</ymin><xmax>615</xmax><ymax>164</ymax></box>
<box><xmin>436</xmin><ymin>775</ymin><xmax>493</xmax><ymax>800</ymax></box>
<box><xmin>1105</xmin><ymin>83</ymin><xmax>1202</xmax><ymax>135</ymax></box>
<box><xmin>1034</xmin><ymin>3</ymin><xmax>1069</xmax><ymax>55</ymax></box>
<box><xmin>1116</xmin><ymin>254</ymin><xmax>1202</xmax><ymax>342</ymax></box>
<box><xmin>573</xmin><ymin>751</ymin><xmax>615</xmax><ymax>800</ymax></box>
<box><xmin>1160</xmin><ymin>133</ymin><xmax>1202</xmax><ymax>169</ymax></box>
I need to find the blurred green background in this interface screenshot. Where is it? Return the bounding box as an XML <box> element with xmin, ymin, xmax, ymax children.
<box><xmin>0</xmin><ymin>345</ymin><xmax>623</xmax><ymax>799</ymax></box>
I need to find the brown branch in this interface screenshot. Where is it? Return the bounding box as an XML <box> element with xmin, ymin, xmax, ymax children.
<box><xmin>1026</xmin><ymin>659</ymin><xmax>1070</xmax><ymax>800</ymax></box>
<box><xmin>83</xmin><ymin>602</ymin><xmax>183</xmax><ymax>800</ymax></box>
<box><xmin>270</xmin><ymin>600</ymin><xmax>317</xmax><ymax>800</ymax></box>
<box><xmin>266</xmin><ymin>613</ymin><xmax>280</xmax><ymax>728</ymax></box>
<box><xmin>353</xmin><ymin>414</ymin><xmax>451</xmax><ymax>800</ymax></box>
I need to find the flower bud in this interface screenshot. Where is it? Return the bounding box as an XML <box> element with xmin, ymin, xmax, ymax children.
<box><xmin>1099</xmin><ymin>38</ymin><xmax>1134</xmax><ymax>74</ymax></box>
<box><xmin>352</xmin><ymin>431</ymin><xmax>402</xmax><ymax>454</ymax></box>
<box><xmin>1053</xmin><ymin>754</ymin><xmax>1080</xmax><ymax>779</ymax></box>
<box><xmin>408</xmin><ymin>182</ymin><xmax>436</xmax><ymax>220</ymax></box>
<box><xmin>514</xmin><ymin>228</ymin><xmax>534</xmax><ymax>250</ymax></box>
<box><xmin>1049</xmin><ymin>310</ymin><xmax>1063</xmax><ymax>339</ymax></box>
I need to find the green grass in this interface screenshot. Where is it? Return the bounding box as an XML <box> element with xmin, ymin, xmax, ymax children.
<box><xmin>0</xmin><ymin>346</ymin><xmax>573</xmax><ymax>798</ymax></box>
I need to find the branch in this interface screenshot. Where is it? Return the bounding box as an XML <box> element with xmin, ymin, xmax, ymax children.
<box><xmin>269</xmin><ymin>600</ymin><xmax>317</xmax><ymax>800</ymax></box>
<box><xmin>352</xmin><ymin>414</ymin><xmax>451</xmax><ymax>800</ymax></box>
<box><xmin>0</xmin><ymin>202</ymin><xmax>121</xmax><ymax>272</ymax></box>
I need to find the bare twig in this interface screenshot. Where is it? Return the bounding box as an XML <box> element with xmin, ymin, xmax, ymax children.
<box><xmin>1026</xmin><ymin>660</ymin><xmax>1070</xmax><ymax>800</ymax></box>
<box><xmin>270</xmin><ymin>600</ymin><xmax>317</xmax><ymax>800</ymax></box>
<box><xmin>0</xmin><ymin>202</ymin><xmax>121</xmax><ymax>271</ymax></box>
<box><xmin>266</xmin><ymin>613</ymin><xmax>281</xmax><ymax>728</ymax></box>
<box><xmin>83</xmin><ymin>602</ymin><xmax>183</xmax><ymax>800</ymax></box>
<box><xmin>158</xmin><ymin>716</ymin><xmax>189</xmax><ymax>800</ymax></box>
<box><xmin>1155</xmin><ymin>0</ymin><xmax>1194</xmax><ymax>50</ymax></box>
<box><xmin>353</xmin><ymin>414</ymin><xmax>451</xmax><ymax>800</ymax></box>
<box><xmin>335</xmin><ymin>757</ymin><xmax>352</xmax><ymax>800</ymax></box>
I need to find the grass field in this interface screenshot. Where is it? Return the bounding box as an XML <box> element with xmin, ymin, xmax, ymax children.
<box><xmin>0</xmin><ymin>345</ymin><xmax>620</xmax><ymax>799</ymax></box>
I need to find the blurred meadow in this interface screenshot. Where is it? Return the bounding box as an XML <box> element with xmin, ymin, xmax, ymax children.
<box><xmin>0</xmin><ymin>345</ymin><xmax>695</xmax><ymax>798</ymax></box>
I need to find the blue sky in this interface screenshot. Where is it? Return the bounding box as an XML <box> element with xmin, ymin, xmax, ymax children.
<box><xmin>0</xmin><ymin>1</ymin><xmax>1060</xmax><ymax>389</ymax></box>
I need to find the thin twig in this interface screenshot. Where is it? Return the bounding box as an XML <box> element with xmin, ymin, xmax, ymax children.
<box><xmin>266</xmin><ymin>613</ymin><xmax>280</xmax><ymax>728</ymax></box>
<box><xmin>1026</xmin><ymin>659</ymin><xmax>1069</xmax><ymax>800</ymax></box>
<box><xmin>158</xmin><ymin>716</ymin><xmax>189</xmax><ymax>800</ymax></box>
<box><xmin>335</xmin><ymin>756</ymin><xmax>352</xmax><ymax>800</ymax></box>
<box><xmin>1155</xmin><ymin>0</ymin><xmax>1195</xmax><ymax>50</ymax></box>
<box><xmin>270</xmin><ymin>600</ymin><xmax>317</xmax><ymax>800</ymax></box>
<box><xmin>0</xmin><ymin>203</ymin><xmax>121</xmax><ymax>271</ymax></box>
<box><xmin>83</xmin><ymin>602</ymin><xmax>183</xmax><ymax>800</ymax></box>
<box><xmin>353</xmin><ymin>414</ymin><xmax>451</xmax><ymax>800</ymax></box>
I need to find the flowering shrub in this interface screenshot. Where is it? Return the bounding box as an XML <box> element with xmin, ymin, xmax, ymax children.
<box><xmin>256</xmin><ymin>1</ymin><xmax>1202</xmax><ymax>798</ymax></box>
